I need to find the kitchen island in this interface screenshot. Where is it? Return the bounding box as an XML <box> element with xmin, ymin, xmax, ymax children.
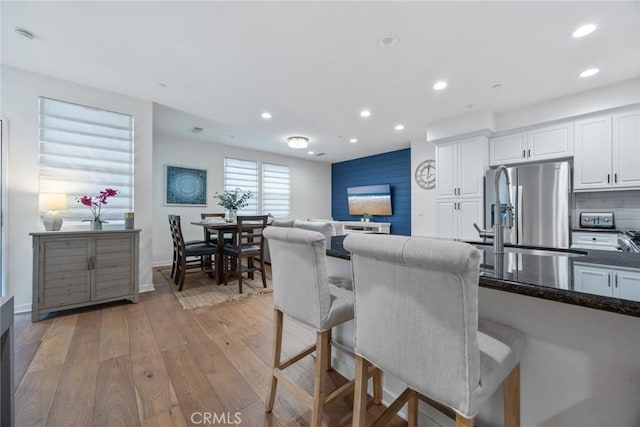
<box><xmin>326</xmin><ymin>235</ymin><xmax>640</xmax><ymax>427</ymax></box>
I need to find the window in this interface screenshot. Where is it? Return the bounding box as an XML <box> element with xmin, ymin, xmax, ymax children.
<box><xmin>262</xmin><ymin>163</ymin><xmax>290</xmax><ymax>217</ymax></box>
<box><xmin>223</xmin><ymin>158</ymin><xmax>258</xmax><ymax>215</ymax></box>
<box><xmin>38</xmin><ymin>97</ymin><xmax>134</xmax><ymax>223</ymax></box>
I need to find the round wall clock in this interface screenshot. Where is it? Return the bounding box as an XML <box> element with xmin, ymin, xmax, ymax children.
<box><xmin>415</xmin><ymin>159</ymin><xmax>436</xmax><ymax>189</ymax></box>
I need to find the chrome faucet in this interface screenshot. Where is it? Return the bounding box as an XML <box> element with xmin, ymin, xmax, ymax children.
<box><xmin>493</xmin><ymin>165</ymin><xmax>514</xmax><ymax>254</ymax></box>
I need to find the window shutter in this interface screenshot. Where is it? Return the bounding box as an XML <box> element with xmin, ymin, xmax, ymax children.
<box><xmin>223</xmin><ymin>158</ymin><xmax>258</xmax><ymax>215</ymax></box>
<box><xmin>262</xmin><ymin>163</ymin><xmax>290</xmax><ymax>218</ymax></box>
<box><xmin>38</xmin><ymin>97</ymin><xmax>134</xmax><ymax>223</ymax></box>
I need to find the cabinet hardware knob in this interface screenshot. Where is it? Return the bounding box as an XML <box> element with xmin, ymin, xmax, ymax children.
<box><xmin>614</xmin><ymin>173</ymin><xmax>618</xmax><ymax>183</ymax></box>
<box><xmin>608</xmin><ymin>275</ymin><xmax>611</xmax><ymax>287</ymax></box>
<box><xmin>528</xmin><ymin>149</ymin><xmax>531</xmax><ymax>157</ymax></box>
<box><xmin>522</xmin><ymin>150</ymin><xmax>526</xmax><ymax>158</ymax></box>
<box><xmin>607</xmin><ymin>174</ymin><xmax>610</xmax><ymax>183</ymax></box>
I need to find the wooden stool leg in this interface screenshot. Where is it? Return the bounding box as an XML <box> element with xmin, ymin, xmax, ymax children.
<box><xmin>373</xmin><ymin>368</ymin><xmax>383</xmax><ymax>405</ymax></box>
<box><xmin>456</xmin><ymin>414</ymin><xmax>474</xmax><ymax>427</ymax></box>
<box><xmin>504</xmin><ymin>364</ymin><xmax>520</xmax><ymax>427</ymax></box>
<box><xmin>266</xmin><ymin>309</ymin><xmax>283</xmax><ymax>413</ymax></box>
<box><xmin>408</xmin><ymin>390</ymin><xmax>418</xmax><ymax>427</ymax></box>
<box><xmin>310</xmin><ymin>330</ymin><xmax>330</xmax><ymax>427</ymax></box>
<box><xmin>323</xmin><ymin>329</ymin><xmax>332</xmax><ymax>372</ymax></box>
<box><xmin>352</xmin><ymin>356</ymin><xmax>370</xmax><ymax>427</ymax></box>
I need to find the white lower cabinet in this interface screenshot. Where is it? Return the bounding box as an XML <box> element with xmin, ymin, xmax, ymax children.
<box><xmin>436</xmin><ymin>199</ymin><xmax>483</xmax><ymax>241</ymax></box>
<box><xmin>573</xmin><ymin>263</ymin><xmax>640</xmax><ymax>301</ymax></box>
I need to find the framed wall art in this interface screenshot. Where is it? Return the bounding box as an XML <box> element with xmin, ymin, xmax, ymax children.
<box><xmin>165</xmin><ymin>165</ymin><xmax>207</xmax><ymax>206</ymax></box>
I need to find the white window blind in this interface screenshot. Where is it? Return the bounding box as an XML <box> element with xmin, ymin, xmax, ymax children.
<box><xmin>224</xmin><ymin>158</ymin><xmax>258</xmax><ymax>215</ymax></box>
<box><xmin>38</xmin><ymin>97</ymin><xmax>134</xmax><ymax>223</ymax></box>
<box><xmin>262</xmin><ymin>163</ymin><xmax>290</xmax><ymax>217</ymax></box>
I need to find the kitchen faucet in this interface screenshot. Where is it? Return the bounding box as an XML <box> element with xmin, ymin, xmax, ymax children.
<box><xmin>493</xmin><ymin>165</ymin><xmax>514</xmax><ymax>253</ymax></box>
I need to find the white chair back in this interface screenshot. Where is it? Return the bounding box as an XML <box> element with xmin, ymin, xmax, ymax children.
<box><xmin>344</xmin><ymin>233</ymin><xmax>482</xmax><ymax>415</ymax></box>
<box><xmin>293</xmin><ymin>220</ymin><xmax>335</xmax><ymax>245</ymax></box>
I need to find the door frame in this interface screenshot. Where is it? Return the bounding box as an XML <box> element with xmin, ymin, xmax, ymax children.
<box><xmin>0</xmin><ymin>119</ymin><xmax>7</xmax><ymax>297</ymax></box>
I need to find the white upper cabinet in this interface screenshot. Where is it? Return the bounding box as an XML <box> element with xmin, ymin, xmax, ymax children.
<box><xmin>436</xmin><ymin>135</ymin><xmax>488</xmax><ymax>199</ymax></box>
<box><xmin>574</xmin><ymin>109</ymin><xmax>640</xmax><ymax>191</ymax></box>
<box><xmin>612</xmin><ymin>110</ymin><xmax>640</xmax><ymax>188</ymax></box>
<box><xmin>490</xmin><ymin>132</ymin><xmax>527</xmax><ymax>165</ymax></box>
<box><xmin>574</xmin><ymin>115</ymin><xmax>612</xmax><ymax>190</ymax></box>
<box><xmin>490</xmin><ymin>124</ymin><xmax>573</xmax><ymax>166</ymax></box>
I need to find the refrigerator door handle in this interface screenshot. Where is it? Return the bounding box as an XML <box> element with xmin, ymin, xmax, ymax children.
<box><xmin>516</xmin><ymin>184</ymin><xmax>523</xmax><ymax>245</ymax></box>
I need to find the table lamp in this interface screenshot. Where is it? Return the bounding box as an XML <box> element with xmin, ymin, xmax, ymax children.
<box><xmin>40</xmin><ymin>193</ymin><xmax>68</xmax><ymax>231</ymax></box>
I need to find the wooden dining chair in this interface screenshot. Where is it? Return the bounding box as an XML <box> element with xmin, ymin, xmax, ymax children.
<box><xmin>169</xmin><ymin>214</ymin><xmax>219</xmax><ymax>291</ymax></box>
<box><xmin>168</xmin><ymin>214</ymin><xmax>206</xmax><ymax>279</ymax></box>
<box><xmin>222</xmin><ymin>215</ymin><xmax>269</xmax><ymax>293</ymax></box>
<box><xmin>200</xmin><ymin>212</ymin><xmax>226</xmax><ymax>242</ymax></box>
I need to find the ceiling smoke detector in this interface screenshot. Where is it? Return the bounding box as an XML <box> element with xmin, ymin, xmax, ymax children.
<box><xmin>287</xmin><ymin>136</ymin><xmax>309</xmax><ymax>149</ymax></box>
<box><xmin>14</xmin><ymin>27</ymin><xmax>34</xmax><ymax>40</ymax></box>
<box><xmin>377</xmin><ymin>34</ymin><xmax>399</xmax><ymax>47</ymax></box>
<box><xmin>191</xmin><ymin>126</ymin><xmax>204</xmax><ymax>133</ymax></box>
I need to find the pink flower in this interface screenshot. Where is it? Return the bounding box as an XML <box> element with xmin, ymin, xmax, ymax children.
<box><xmin>77</xmin><ymin>188</ymin><xmax>119</xmax><ymax>221</ymax></box>
<box><xmin>80</xmin><ymin>196</ymin><xmax>93</xmax><ymax>207</ymax></box>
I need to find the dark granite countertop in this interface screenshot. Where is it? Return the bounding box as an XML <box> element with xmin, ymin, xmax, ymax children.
<box><xmin>328</xmin><ymin>235</ymin><xmax>640</xmax><ymax>317</ymax></box>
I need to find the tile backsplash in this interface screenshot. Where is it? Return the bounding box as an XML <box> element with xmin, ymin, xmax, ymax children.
<box><xmin>575</xmin><ymin>190</ymin><xmax>640</xmax><ymax>229</ymax></box>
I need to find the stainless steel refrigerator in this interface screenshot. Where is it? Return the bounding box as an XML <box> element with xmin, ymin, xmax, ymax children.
<box><xmin>485</xmin><ymin>161</ymin><xmax>572</xmax><ymax>248</ymax></box>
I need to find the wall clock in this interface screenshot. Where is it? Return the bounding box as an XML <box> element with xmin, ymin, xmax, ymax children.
<box><xmin>415</xmin><ymin>159</ymin><xmax>436</xmax><ymax>189</ymax></box>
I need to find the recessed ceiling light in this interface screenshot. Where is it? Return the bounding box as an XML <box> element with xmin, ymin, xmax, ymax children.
<box><xmin>395</xmin><ymin>124</ymin><xmax>405</xmax><ymax>131</ymax></box>
<box><xmin>360</xmin><ymin>110</ymin><xmax>371</xmax><ymax>118</ymax></box>
<box><xmin>433</xmin><ymin>81</ymin><xmax>448</xmax><ymax>91</ymax></box>
<box><xmin>349</xmin><ymin>138</ymin><xmax>358</xmax><ymax>143</ymax></box>
<box><xmin>572</xmin><ymin>24</ymin><xmax>597</xmax><ymax>38</ymax></box>
<box><xmin>579</xmin><ymin>68</ymin><xmax>599</xmax><ymax>78</ymax></box>
<box><xmin>377</xmin><ymin>34</ymin><xmax>399</xmax><ymax>47</ymax></box>
<box><xmin>287</xmin><ymin>136</ymin><xmax>309</xmax><ymax>149</ymax></box>
<box><xmin>14</xmin><ymin>27</ymin><xmax>34</xmax><ymax>40</ymax></box>
<box><xmin>307</xmin><ymin>151</ymin><xmax>314</xmax><ymax>155</ymax></box>
<box><xmin>261</xmin><ymin>112</ymin><xmax>272</xmax><ymax>119</ymax></box>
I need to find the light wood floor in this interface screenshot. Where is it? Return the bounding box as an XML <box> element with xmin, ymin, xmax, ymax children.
<box><xmin>14</xmin><ymin>268</ymin><xmax>406</xmax><ymax>427</ymax></box>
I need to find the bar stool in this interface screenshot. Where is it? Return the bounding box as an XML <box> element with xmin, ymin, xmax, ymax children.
<box><xmin>344</xmin><ymin>234</ymin><xmax>525</xmax><ymax>427</ymax></box>
<box><xmin>263</xmin><ymin>227</ymin><xmax>382</xmax><ymax>427</ymax></box>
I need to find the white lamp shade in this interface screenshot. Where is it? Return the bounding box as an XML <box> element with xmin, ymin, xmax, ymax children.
<box><xmin>40</xmin><ymin>193</ymin><xmax>67</xmax><ymax>231</ymax></box>
<box><xmin>40</xmin><ymin>193</ymin><xmax>68</xmax><ymax>211</ymax></box>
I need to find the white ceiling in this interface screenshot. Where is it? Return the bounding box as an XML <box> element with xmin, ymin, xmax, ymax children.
<box><xmin>2</xmin><ymin>1</ymin><xmax>639</xmax><ymax>162</ymax></box>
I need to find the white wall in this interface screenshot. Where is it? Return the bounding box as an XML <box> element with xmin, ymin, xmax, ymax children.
<box><xmin>152</xmin><ymin>133</ymin><xmax>331</xmax><ymax>267</ymax></box>
<box><xmin>410</xmin><ymin>139</ymin><xmax>437</xmax><ymax>237</ymax></box>
<box><xmin>0</xmin><ymin>66</ymin><xmax>154</xmax><ymax>312</ymax></box>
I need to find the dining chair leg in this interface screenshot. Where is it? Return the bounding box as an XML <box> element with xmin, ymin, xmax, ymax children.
<box><xmin>408</xmin><ymin>390</ymin><xmax>418</xmax><ymax>427</ymax></box>
<box><xmin>310</xmin><ymin>330</ymin><xmax>330</xmax><ymax>427</ymax></box>
<box><xmin>322</xmin><ymin>329</ymin><xmax>332</xmax><ymax>372</ymax></box>
<box><xmin>266</xmin><ymin>309</ymin><xmax>283</xmax><ymax>413</ymax></box>
<box><xmin>352</xmin><ymin>355</ymin><xmax>369</xmax><ymax>427</ymax></box>
<box><xmin>456</xmin><ymin>414</ymin><xmax>474</xmax><ymax>427</ymax></box>
<box><xmin>171</xmin><ymin>249</ymin><xmax>177</xmax><ymax>278</ymax></box>
<box><xmin>238</xmin><ymin>259</ymin><xmax>243</xmax><ymax>294</ymax></box>
<box><xmin>504</xmin><ymin>364</ymin><xmax>520</xmax><ymax>427</ymax></box>
<box><xmin>260</xmin><ymin>257</ymin><xmax>267</xmax><ymax>288</ymax></box>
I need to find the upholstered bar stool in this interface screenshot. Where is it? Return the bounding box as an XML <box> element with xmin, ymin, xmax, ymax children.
<box><xmin>344</xmin><ymin>234</ymin><xmax>525</xmax><ymax>427</ymax></box>
<box><xmin>263</xmin><ymin>227</ymin><xmax>381</xmax><ymax>427</ymax></box>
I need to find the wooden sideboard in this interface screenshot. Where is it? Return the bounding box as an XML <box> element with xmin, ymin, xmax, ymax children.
<box><xmin>30</xmin><ymin>229</ymin><xmax>140</xmax><ymax>322</ymax></box>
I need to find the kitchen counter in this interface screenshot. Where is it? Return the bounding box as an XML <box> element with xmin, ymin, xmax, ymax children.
<box><xmin>328</xmin><ymin>235</ymin><xmax>640</xmax><ymax>317</ymax></box>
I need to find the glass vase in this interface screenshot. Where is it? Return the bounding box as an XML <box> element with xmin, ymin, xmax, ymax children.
<box><xmin>91</xmin><ymin>220</ymin><xmax>102</xmax><ymax>231</ymax></box>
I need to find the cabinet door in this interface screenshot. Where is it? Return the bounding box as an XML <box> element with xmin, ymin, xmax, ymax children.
<box><xmin>612</xmin><ymin>110</ymin><xmax>640</xmax><ymax>188</ymax></box>
<box><xmin>613</xmin><ymin>269</ymin><xmax>640</xmax><ymax>302</ymax></box>
<box><xmin>528</xmin><ymin>123</ymin><xmax>573</xmax><ymax>161</ymax></box>
<box><xmin>573</xmin><ymin>264</ymin><xmax>612</xmax><ymax>297</ymax></box>
<box><xmin>458</xmin><ymin>136</ymin><xmax>486</xmax><ymax>198</ymax></box>
<box><xmin>489</xmin><ymin>132</ymin><xmax>527</xmax><ymax>166</ymax></box>
<box><xmin>40</xmin><ymin>238</ymin><xmax>91</xmax><ymax>308</ymax></box>
<box><xmin>574</xmin><ymin>116</ymin><xmax>612</xmax><ymax>190</ymax></box>
<box><xmin>436</xmin><ymin>141</ymin><xmax>457</xmax><ymax>198</ymax></box>
<box><xmin>436</xmin><ymin>200</ymin><xmax>457</xmax><ymax>239</ymax></box>
<box><xmin>457</xmin><ymin>199</ymin><xmax>483</xmax><ymax>241</ymax></box>
<box><xmin>92</xmin><ymin>235</ymin><xmax>135</xmax><ymax>301</ymax></box>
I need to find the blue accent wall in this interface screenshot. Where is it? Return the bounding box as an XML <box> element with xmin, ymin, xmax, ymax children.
<box><xmin>332</xmin><ymin>148</ymin><xmax>411</xmax><ymax>235</ymax></box>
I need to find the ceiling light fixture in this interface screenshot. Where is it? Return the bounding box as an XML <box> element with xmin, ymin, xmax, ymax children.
<box><xmin>287</xmin><ymin>136</ymin><xmax>309</xmax><ymax>149</ymax></box>
<box><xmin>433</xmin><ymin>81</ymin><xmax>448</xmax><ymax>91</ymax></box>
<box><xmin>579</xmin><ymin>68</ymin><xmax>599</xmax><ymax>78</ymax></box>
<box><xmin>349</xmin><ymin>138</ymin><xmax>358</xmax><ymax>143</ymax></box>
<box><xmin>261</xmin><ymin>112</ymin><xmax>272</xmax><ymax>119</ymax></box>
<box><xmin>394</xmin><ymin>124</ymin><xmax>405</xmax><ymax>131</ymax></box>
<box><xmin>572</xmin><ymin>24</ymin><xmax>597</xmax><ymax>38</ymax></box>
<box><xmin>14</xmin><ymin>27</ymin><xmax>34</xmax><ymax>40</ymax></box>
<box><xmin>307</xmin><ymin>151</ymin><xmax>314</xmax><ymax>155</ymax></box>
<box><xmin>360</xmin><ymin>110</ymin><xmax>371</xmax><ymax>118</ymax></box>
<box><xmin>377</xmin><ymin>34</ymin><xmax>399</xmax><ymax>47</ymax></box>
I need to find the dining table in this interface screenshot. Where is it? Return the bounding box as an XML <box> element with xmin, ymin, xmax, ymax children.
<box><xmin>191</xmin><ymin>220</ymin><xmax>239</xmax><ymax>284</ymax></box>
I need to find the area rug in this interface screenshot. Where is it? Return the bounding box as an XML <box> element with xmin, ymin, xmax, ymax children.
<box><xmin>156</xmin><ymin>267</ymin><xmax>272</xmax><ymax>310</ymax></box>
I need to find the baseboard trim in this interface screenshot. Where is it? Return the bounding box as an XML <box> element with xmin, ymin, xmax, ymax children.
<box><xmin>140</xmin><ymin>283</ymin><xmax>155</xmax><ymax>293</ymax></box>
<box><xmin>14</xmin><ymin>302</ymin><xmax>31</xmax><ymax>314</ymax></box>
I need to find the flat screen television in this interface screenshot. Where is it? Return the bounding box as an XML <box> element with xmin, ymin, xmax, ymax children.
<box><xmin>347</xmin><ymin>184</ymin><xmax>392</xmax><ymax>216</ymax></box>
